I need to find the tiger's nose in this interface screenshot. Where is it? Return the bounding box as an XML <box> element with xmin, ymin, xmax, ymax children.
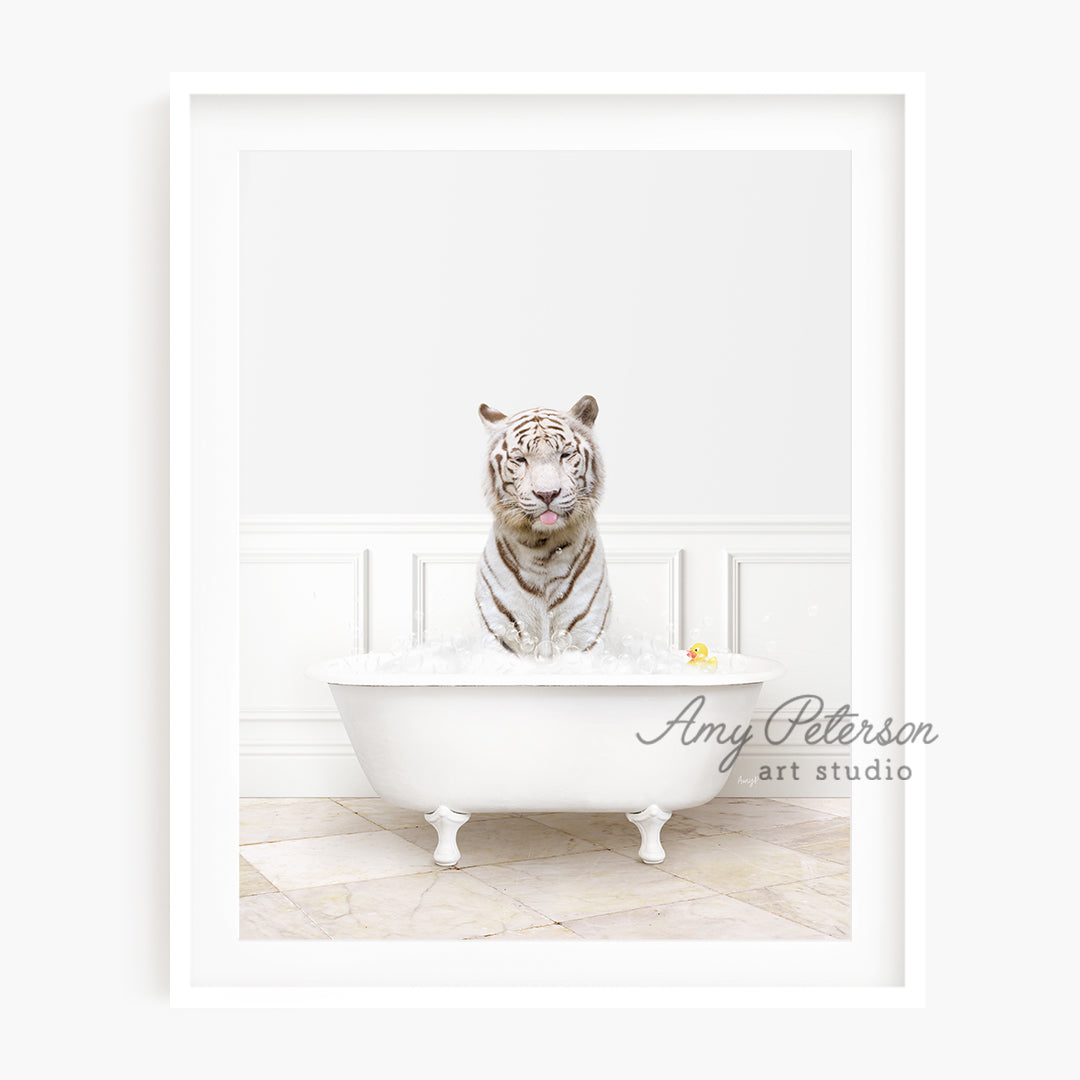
<box><xmin>533</xmin><ymin>489</ymin><xmax>561</xmax><ymax>506</ymax></box>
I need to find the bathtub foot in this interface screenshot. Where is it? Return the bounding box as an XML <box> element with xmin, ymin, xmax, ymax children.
<box><xmin>627</xmin><ymin>805</ymin><xmax>672</xmax><ymax>864</ymax></box>
<box><xmin>424</xmin><ymin>806</ymin><xmax>471</xmax><ymax>867</ymax></box>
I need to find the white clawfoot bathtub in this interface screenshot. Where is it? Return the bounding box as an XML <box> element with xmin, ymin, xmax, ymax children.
<box><xmin>310</xmin><ymin>659</ymin><xmax>784</xmax><ymax>867</ymax></box>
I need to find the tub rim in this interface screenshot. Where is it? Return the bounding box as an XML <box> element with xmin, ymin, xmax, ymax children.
<box><xmin>307</xmin><ymin>653</ymin><xmax>786</xmax><ymax>688</ymax></box>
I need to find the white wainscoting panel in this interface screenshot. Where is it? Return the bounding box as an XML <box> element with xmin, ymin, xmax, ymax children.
<box><xmin>605</xmin><ymin>550</ymin><xmax>683</xmax><ymax>647</ymax></box>
<box><xmin>413</xmin><ymin>553</ymin><xmax>479</xmax><ymax>645</ymax></box>
<box><xmin>728</xmin><ymin>552</ymin><xmax>852</xmax><ymax>719</ymax></box>
<box><xmin>239</xmin><ymin>516</ymin><xmax>850</xmax><ymax>797</ymax></box>
<box><xmin>239</xmin><ymin>552</ymin><xmax>366</xmax><ymax>719</ymax></box>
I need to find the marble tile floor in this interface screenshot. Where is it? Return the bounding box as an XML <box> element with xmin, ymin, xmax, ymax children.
<box><xmin>239</xmin><ymin>796</ymin><xmax>850</xmax><ymax>941</ymax></box>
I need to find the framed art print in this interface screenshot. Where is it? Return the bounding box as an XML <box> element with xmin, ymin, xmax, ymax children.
<box><xmin>172</xmin><ymin>73</ymin><xmax>925</xmax><ymax>1007</ymax></box>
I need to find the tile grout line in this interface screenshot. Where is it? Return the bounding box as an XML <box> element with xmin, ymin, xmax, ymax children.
<box><xmin>561</xmin><ymin>891</ymin><xmax>834</xmax><ymax>940</ymax></box>
<box><xmin>240</xmin><ymin>889</ymin><xmax>334</xmax><ymax>941</ymax></box>
<box><xmin>450</xmin><ymin>874</ymin><xmax>570</xmax><ymax>935</ymax></box>
<box><xmin>770</xmin><ymin>798</ymin><xmax>852</xmax><ymax>818</ymax></box>
<box><xmin>456</xmin><ymin>846</ymin><xmax>729</xmax><ymax>926</ymax></box>
<box><xmin>283</xmin><ymin>866</ymin><xmax>562</xmax><ymax>939</ymax></box>
<box><xmin>240</xmin><ymin>823</ymin><xmax>850</xmax><ymax>894</ymax></box>
<box><xmin>240</xmin><ymin>800</ymin><xmax>851</xmax><ymax>938</ymax></box>
<box><xmin>724</xmin><ymin>878</ymin><xmax>851</xmax><ymax>939</ymax></box>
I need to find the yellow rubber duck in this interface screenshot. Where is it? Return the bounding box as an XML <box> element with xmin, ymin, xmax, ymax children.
<box><xmin>686</xmin><ymin>643</ymin><xmax>718</xmax><ymax>670</ymax></box>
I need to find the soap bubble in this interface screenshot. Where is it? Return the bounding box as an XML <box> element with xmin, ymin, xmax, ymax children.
<box><xmin>637</xmin><ymin>653</ymin><xmax>657</xmax><ymax>674</ymax></box>
<box><xmin>324</xmin><ymin>626</ymin><xmax>772</xmax><ymax>679</ymax></box>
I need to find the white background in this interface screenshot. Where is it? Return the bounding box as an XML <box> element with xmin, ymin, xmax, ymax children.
<box><xmin>240</xmin><ymin>146</ymin><xmax>849</xmax><ymax>514</ymax></box>
<box><xmin>2</xmin><ymin>1</ymin><xmax>1075</xmax><ymax>1076</ymax></box>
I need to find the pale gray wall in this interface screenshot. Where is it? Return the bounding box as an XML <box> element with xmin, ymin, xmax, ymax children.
<box><xmin>240</xmin><ymin>143</ymin><xmax>850</xmax><ymax>515</ymax></box>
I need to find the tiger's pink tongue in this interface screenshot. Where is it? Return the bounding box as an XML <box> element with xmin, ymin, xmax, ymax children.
<box><xmin>540</xmin><ymin>511</ymin><xmax>559</xmax><ymax>525</ymax></box>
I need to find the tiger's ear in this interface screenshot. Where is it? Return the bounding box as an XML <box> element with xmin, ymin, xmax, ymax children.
<box><xmin>569</xmin><ymin>395</ymin><xmax>599</xmax><ymax>428</ymax></box>
<box><xmin>479</xmin><ymin>403</ymin><xmax>508</xmax><ymax>431</ymax></box>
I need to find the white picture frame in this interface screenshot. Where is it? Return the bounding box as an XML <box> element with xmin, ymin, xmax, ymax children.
<box><xmin>171</xmin><ymin>72</ymin><xmax>925</xmax><ymax>1007</ymax></box>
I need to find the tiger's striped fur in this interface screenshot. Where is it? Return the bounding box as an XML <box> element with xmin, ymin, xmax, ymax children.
<box><xmin>475</xmin><ymin>395</ymin><xmax>612</xmax><ymax>657</ymax></box>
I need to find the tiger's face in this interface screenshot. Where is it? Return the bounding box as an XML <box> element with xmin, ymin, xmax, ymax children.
<box><xmin>479</xmin><ymin>395</ymin><xmax>605</xmax><ymax>536</ymax></box>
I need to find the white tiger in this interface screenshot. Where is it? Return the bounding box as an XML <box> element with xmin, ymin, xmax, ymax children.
<box><xmin>475</xmin><ymin>395</ymin><xmax>612</xmax><ymax>657</ymax></box>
